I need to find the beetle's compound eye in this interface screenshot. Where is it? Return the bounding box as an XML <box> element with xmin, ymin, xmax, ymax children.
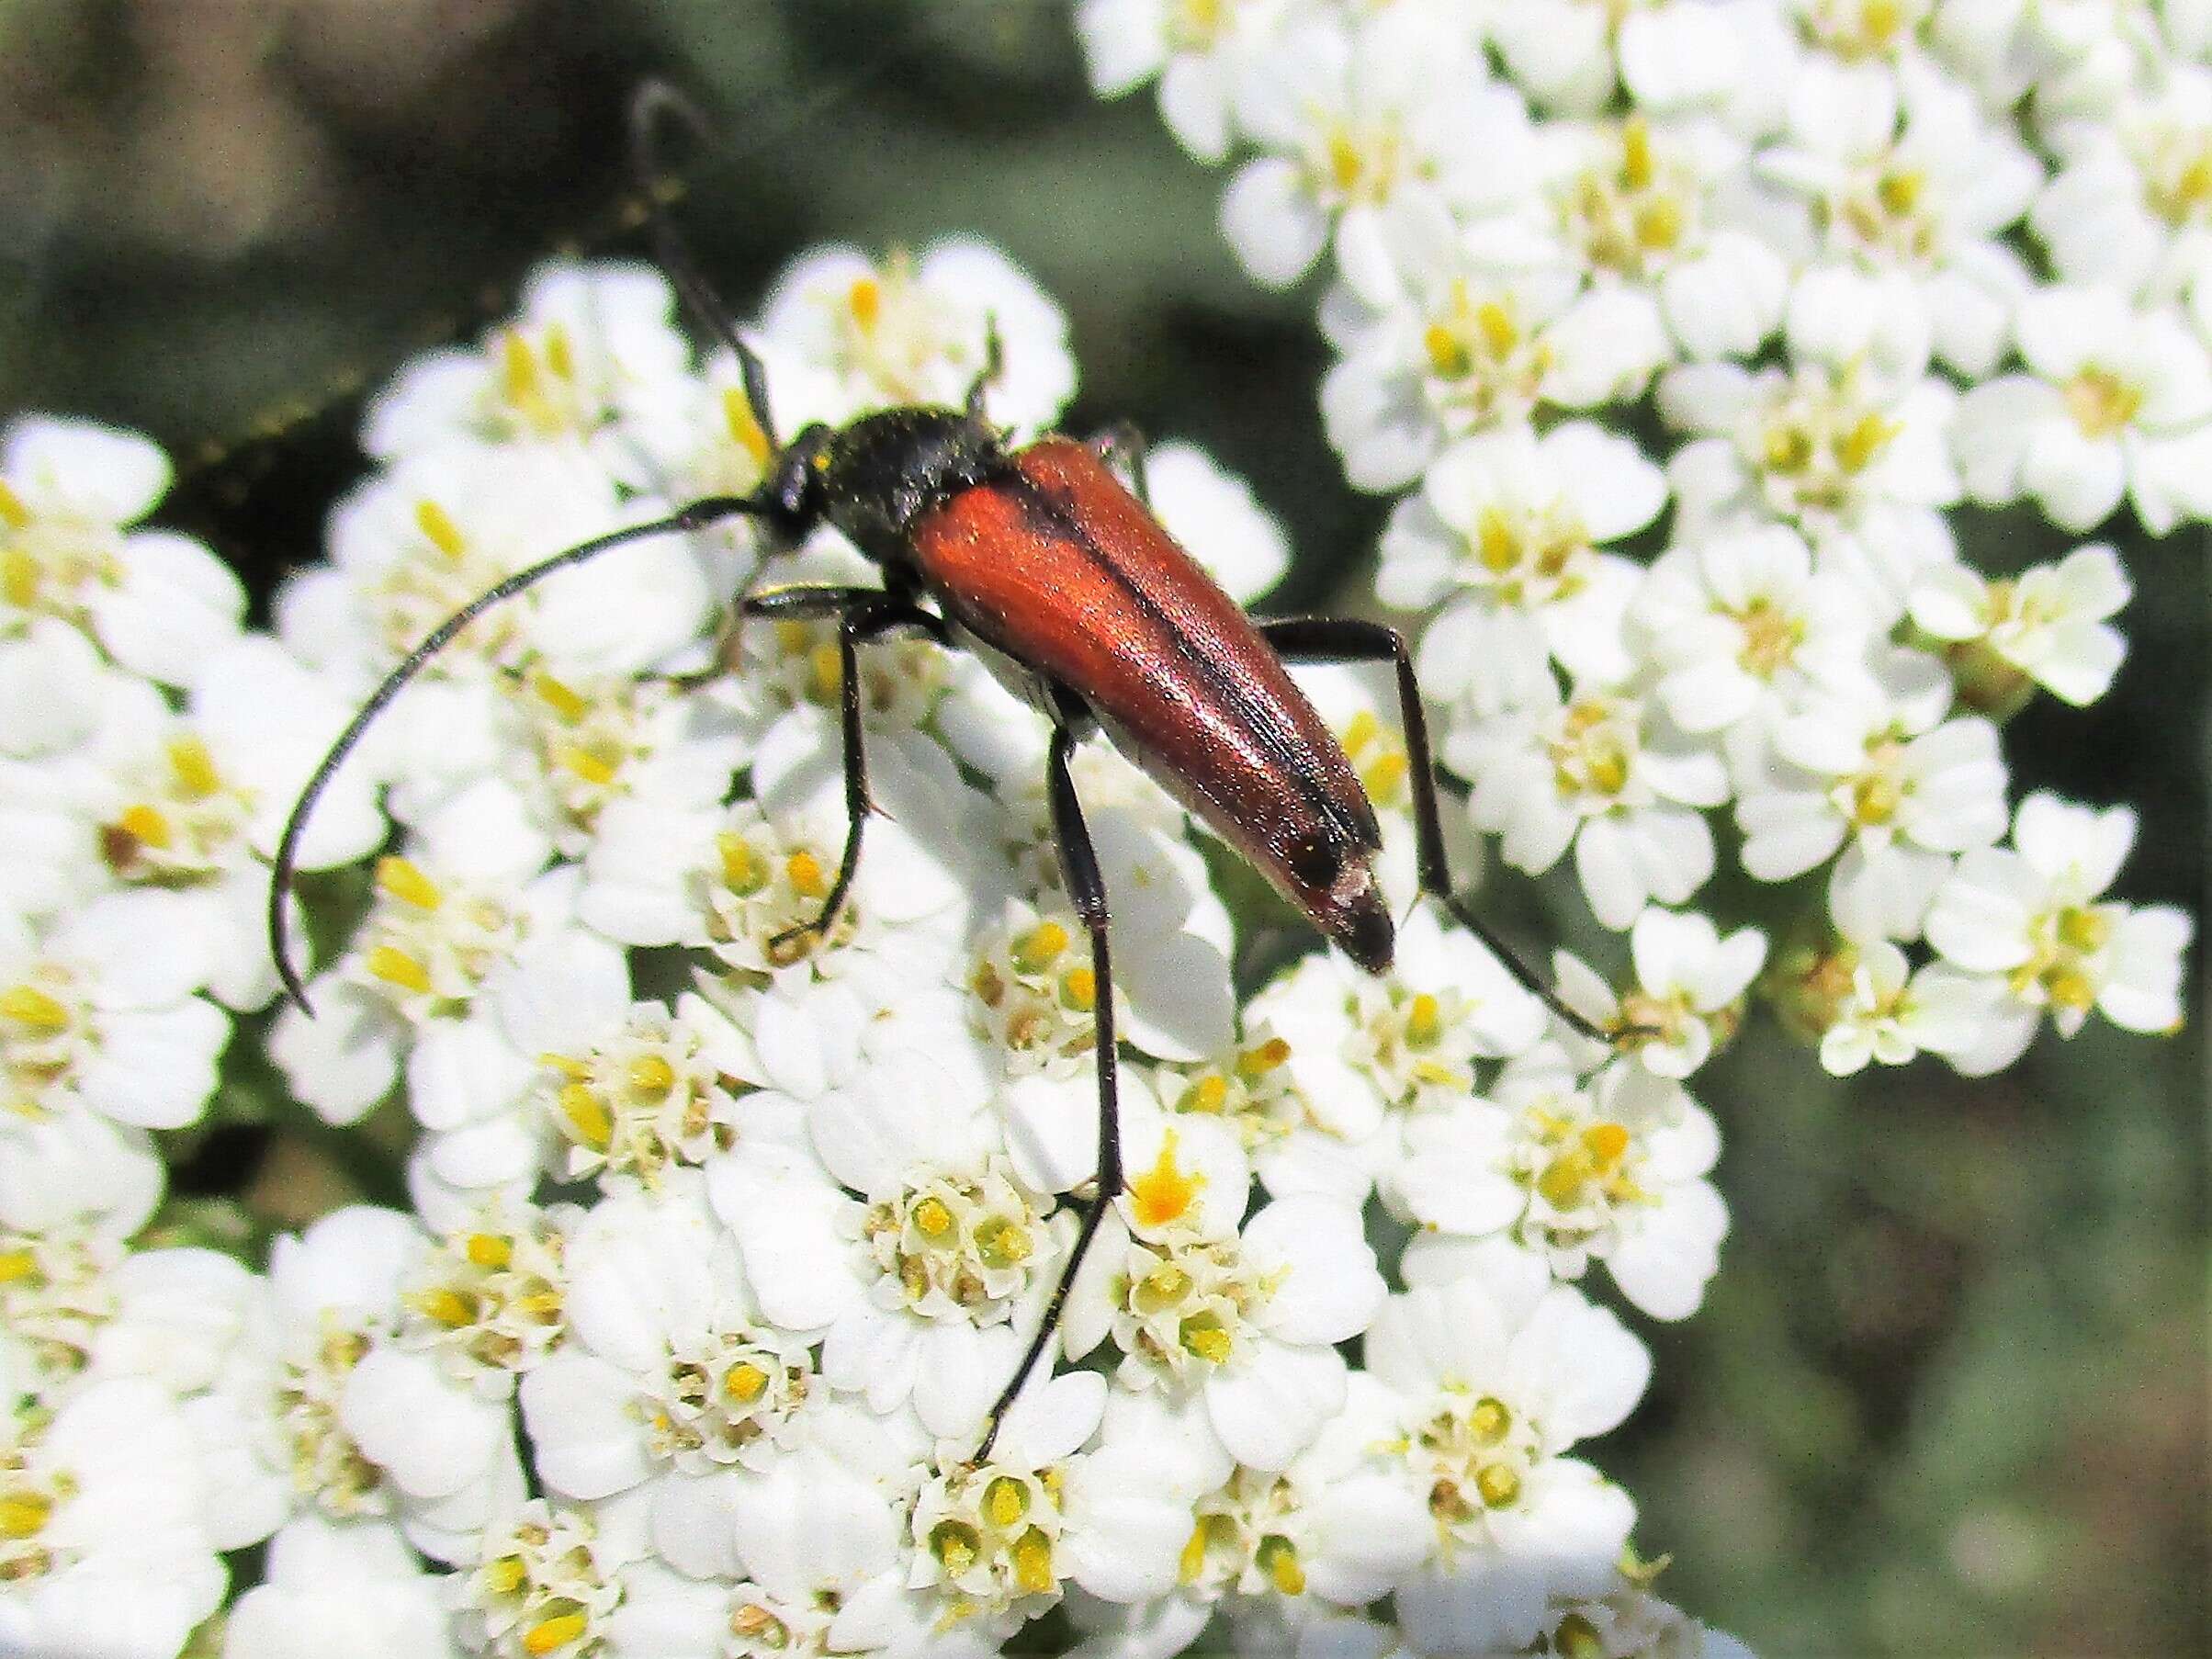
<box><xmin>1284</xmin><ymin>830</ymin><xmax>1343</xmax><ymax>891</ymax></box>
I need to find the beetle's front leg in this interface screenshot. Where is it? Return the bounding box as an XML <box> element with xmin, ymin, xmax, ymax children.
<box><xmin>965</xmin><ymin>315</ymin><xmax>1006</xmax><ymax>421</ymax></box>
<box><xmin>1086</xmin><ymin>420</ymin><xmax>1152</xmax><ymax>508</ymax></box>
<box><xmin>737</xmin><ymin>586</ymin><xmax>947</xmax><ymax>952</ymax></box>
<box><xmin>976</xmin><ymin>718</ymin><xmax>1123</xmax><ymax>1460</ymax></box>
<box><xmin>1260</xmin><ymin>616</ymin><xmax>1632</xmax><ymax>1045</ymax></box>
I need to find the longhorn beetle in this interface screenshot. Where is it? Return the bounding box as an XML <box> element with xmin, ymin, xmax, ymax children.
<box><xmin>269</xmin><ymin>82</ymin><xmax>1641</xmax><ymax>1458</ymax></box>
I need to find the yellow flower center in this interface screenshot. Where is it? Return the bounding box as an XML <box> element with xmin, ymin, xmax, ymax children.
<box><xmin>2062</xmin><ymin>367</ymin><xmax>2143</xmax><ymax>440</ymax></box>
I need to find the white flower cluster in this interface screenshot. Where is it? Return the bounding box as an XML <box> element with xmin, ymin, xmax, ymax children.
<box><xmin>0</xmin><ymin>0</ymin><xmax>2195</xmax><ymax>1642</ymax></box>
<box><xmin>1079</xmin><ymin>0</ymin><xmax>2195</xmax><ymax>1082</ymax></box>
<box><xmin>3</xmin><ymin>238</ymin><xmax>1738</xmax><ymax>1655</ymax></box>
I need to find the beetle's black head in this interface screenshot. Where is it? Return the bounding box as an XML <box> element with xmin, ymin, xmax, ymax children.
<box><xmin>793</xmin><ymin>406</ymin><xmax>1007</xmax><ymax>567</ymax></box>
<box><xmin>758</xmin><ymin>422</ymin><xmax>836</xmax><ymax>534</ymax></box>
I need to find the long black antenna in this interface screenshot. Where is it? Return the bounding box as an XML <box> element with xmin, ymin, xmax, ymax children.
<box><xmin>267</xmin><ymin>494</ymin><xmax>761</xmax><ymax>1011</ymax></box>
<box><xmin>627</xmin><ymin>80</ymin><xmax>779</xmax><ymax>453</ymax></box>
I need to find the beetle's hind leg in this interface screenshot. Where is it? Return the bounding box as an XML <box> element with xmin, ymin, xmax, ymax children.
<box><xmin>1260</xmin><ymin>617</ymin><xmax>1642</xmax><ymax>1046</ymax></box>
<box><xmin>976</xmin><ymin>719</ymin><xmax>1123</xmax><ymax>1461</ymax></box>
<box><xmin>736</xmin><ymin>585</ymin><xmax>947</xmax><ymax>954</ymax></box>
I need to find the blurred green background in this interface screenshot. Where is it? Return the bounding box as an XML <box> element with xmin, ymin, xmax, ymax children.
<box><xmin>1</xmin><ymin>2</ymin><xmax>2202</xmax><ymax>1653</ymax></box>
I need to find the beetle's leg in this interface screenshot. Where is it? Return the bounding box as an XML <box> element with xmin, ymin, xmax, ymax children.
<box><xmin>1086</xmin><ymin>421</ymin><xmax>1152</xmax><ymax>509</ymax></box>
<box><xmin>965</xmin><ymin>315</ymin><xmax>1006</xmax><ymax>422</ymax></box>
<box><xmin>976</xmin><ymin>719</ymin><xmax>1123</xmax><ymax>1461</ymax></box>
<box><xmin>738</xmin><ymin>583</ymin><xmax>884</xmax><ymax>622</ymax></box>
<box><xmin>1260</xmin><ymin>617</ymin><xmax>1634</xmax><ymax>1045</ymax></box>
<box><xmin>739</xmin><ymin>588</ymin><xmax>946</xmax><ymax>953</ymax></box>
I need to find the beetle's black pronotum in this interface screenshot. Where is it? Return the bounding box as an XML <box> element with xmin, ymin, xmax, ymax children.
<box><xmin>269</xmin><ymin>82</ymin><xmax>1639</xmax><ymax>1456</ymax></box>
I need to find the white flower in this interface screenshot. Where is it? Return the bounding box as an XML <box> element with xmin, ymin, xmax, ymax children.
<box><xmin>492</xmin><ymin>665</ymin><xmax>749</xmax><ymax>858</ymax></box>
<box><xmin>1396</xmin><ymin>1047</ymin><xmax>1730</xmax><ymax>1319</ymax></box>
<box><xmin>1758</xmin><ymin>57</ymin><xmax>2042</xmax><ymax>373</ymax></box>
<box><xmin>1507</xmin><ymin>1577</ymin><xmax>1761</xmax><ymax>1659</ymax></box>
<box><xmin>898</xmin><ymin>1371</ymin><xmax>1138</xmax><ymax>1641</ymax></box>
<box><xmin>0</xmin><ymin>1373</ymin><xmax>226</xmax><ymax>1659</ymax></box>
<box><xmin>1324</xmin><ymin>226</ymin><xmax>1666</xmax><ymax>490</ymax></box>
<box><xmin>0</xmin><ymin>891</ymin><xmax>229</xmax><ymax>1135</ymax></box>
<box><xmin>55</xmin><ymin>640</ymin><xmax>387</xmax><ymax>1010</ymax></box>
<box><xmin>1450</xmin><ymin>676</ymin><xmax>1729</xmax><ymax>930</ymax></box>
<box><xmin>1066</xmin><ymin>1123</ymin><xmax>1385</xmax><ymax>1471</ymax></box>
<box><xmin>256</xmin><ymin>1207</ymin><xmax>523</xmax><ymax>1563</ymax></box>
<box><xmin>286</xmin><ymin>441</ymin><xmax>708</xmax><ymax>721</ymax></box>
<box><xmin>1559</xmin><ymin>906</ymin><xmax>1768</xmax><ymax>1078</ymax></box>
<box><xmin>390</xmin><ymin>1199</ymin><xmax>570</xmax><ymax>1394</ymax></box>
<box><xmin>362</xmin><ymin>262</ymin><xmax>695</xmax><ymax>471</ymax></box>
<box><xmin>1238</xmin><ymin>908</ymin><xmax>1547</xmax><ymax>1202</ymax></box>
<box><xmin>1907</xmin><ymin>540</ymin><xmax>2131</xmax><ymax>705</ymax></box>
<box><xmin>1493</xmin><ymin>0</ymin><xmax>1752</xmax><ymax>116</ymax></box>
<box><xmin>1815</xmin><ymin>938</ymin><xmax>2003</xmax><ymax>1073</ymax></box>
<box><xmin>0</xmin><ymin>1112</ymin><xmax>161</xmax><ymax>1241</ymax></box>
<box><xmin>268</xmin><ymin>779</ymin><xmax>578</xmax><ymax>1128</ymax></box>
<box><xmin>1926</xmin><ymin>792</ymin><xmax>2192</xmax><ymax>1069</ymax></box>
<box><xmin>1379</xmin><ymin>422</ymin><xmax>1665</xmax><ymax>691</ymax></box>
<box><xmin>1542</xmin><ymin>113</ymin><xmax>1790</xmax><ymax>360</ymax></box>
<box><xmin>710</xmin><ymin>1052</ymin><xmax>1075</xmax><ymax>1443</ymax></box>
<box><xmin>1631</xmin><ymin>522</ymin><xmax>1879</xmax><ymax>766</ymax></box>
<box><xmin>1953</xmin><ymin>284</ymin><xmax>2212</xmax><ymax>533</ymax></box>
<box><xmin>758</xmin><ymin>238</ymin><xmax>1076</xmax><ymax>431</ymax></box>
<box><xmin>530</xmin><ymin>989</ymin><xmax>761</xmax><ymax>1191</ymax></box>
<box><xmin>222</xmin><ymin>1516</ymin><xmax>457</xmax><ymax>1659</ymax></box>
<box><xmin>577</xmin><ymin>737</ymin><xmax>971</xmax><ymax>988</ymax></box>
<box><xmin>1224</xmin><ymin>13</ymin><xmax>1540</xmax><ymax>298</ymax></box>
<box><xmin>0</xmin><ymin>614</ymin><xmax>107</xmax><ymax>762</ymax></box>
<box><xmin>1076</xmin><ymin>0</ymin><xmax>1290</xmax><ymax>162</ymax></box>
<box><xmin>451</xmin><ymin>1495</ymin><xmax>649</xmax><ymax>1659</ymax></box>
<box><xmin>1734</xmin><ymin>659</ymin><xmax>2007</xmax><ymax>940</ymax></box>
<box><xmin>1144</xmin><ymin>440</ymin><xmax>1293</xmax><ymax>602</ymax></box>
<box><xmin>520</xmin><ymin>1173</ymin><xmax>813</xmax><ymax>1523</ymax></box>
<box><xmin>1084</xmin><ymin>1379</ymin><xmax>1426</xmax><ymax>1642</ymax></box>
<box><xmin>64</xmin><ymin>1242</ymin><xmax>293</xmax><ymax>1551</ymax></box>
<box><xmin>0</xmin><ymin>415</ymin><xmax>245</xmax><ymax>688</ymax></box>
<box><xmin>1661</xmin><ymin>355</ymin><xmax>1962</xmax><ymax>582</ymax></box>
<box><xmin>1365</xmin><ymin>1248</ymin><xmax>1649</xmax><ymax>1653</ymax></box>
<box><xmin>2030</xmin><ymin>62</ymin><xmax>2212</xmax><ymax>302</ymax></box>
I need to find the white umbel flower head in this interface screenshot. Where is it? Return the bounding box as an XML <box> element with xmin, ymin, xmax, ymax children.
<box><xmin>1814</xmin><ymin>938</ymin><xmax>2003</xmax><ymax>1074</ymax></box>
<box><xmin>1224</xmin><ymin>11</ymin><xmax>1540</xmax><ymax>299</ymax></box>
<box><xmin>758</xmin><ymin>239</ymin><xmax>1076</xmax><ymax>431</ymax></box>
<box><xmin>1926</xmin><ymin>792</ymin><xmax>2191</xmax><ymax>1070</ymax></box>
<box><xmin>1953</xmin><ymin>284</ymin><xmax>2212</xmax><ymax>534</ymax></box>
<box><xmin>1907</xmin><ymin>540</ymin><xmax>2131</xmax><ymax>706</ymax></box>
<box><xmin>362</xmin><ymin>261</ymin><xmax>695</xmax><ymax>470</ymax></box>
<box><xmin>0</xmin><ymin>415</ymin><xmax>245</xmax><ymax>693</ymax></box>
<box><xmin>1450</xmin><ymin>675</ymin><xmax>1729</xmax><ymax>931</ymax></box>
<box><xmin>1379</xmin><ymin>421</ymin><xmax>1666</xmax><ymax>691</ymax></box>
<box><xmin>0</xmin><ymin>1372</ymin><xmax>226</xmax><ymax>1659</ymax></box>
<box><xmin>1366</xmin><ymin>1246</ymin><xmax>1649</xmax><ymax>1654</ymax></box>
<box><xmin>0</xmin><ymin>892</ymin><xmax>229</xmax><ymax>1135</ymax></box>
<box><xmin>1076</xmin><ymin>0</ymin><xmax>1290</xmax><ymax>162</ymax></box>
<box><xmin>1395</xmin><ymin>1044</ymin><xmax>1729</xmax><ymax>1320</ymax></box>
<box><xmin>1066</xmin><ymin>1114</ymin><xmax>1385</xmax><ymax>1471</ymax></box>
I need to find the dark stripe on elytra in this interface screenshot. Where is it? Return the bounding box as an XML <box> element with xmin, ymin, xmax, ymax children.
<box><xmin>997</xmin><ymin>471</ymin><xmax>1365</xmax><ymax>849</ymax></box>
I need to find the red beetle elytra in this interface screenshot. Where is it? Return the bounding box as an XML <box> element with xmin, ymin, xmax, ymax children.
<box><xmin>270</xmin><ymin>84</ymin><xmax>1630</xmax><ymax>1454</ymax></box>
